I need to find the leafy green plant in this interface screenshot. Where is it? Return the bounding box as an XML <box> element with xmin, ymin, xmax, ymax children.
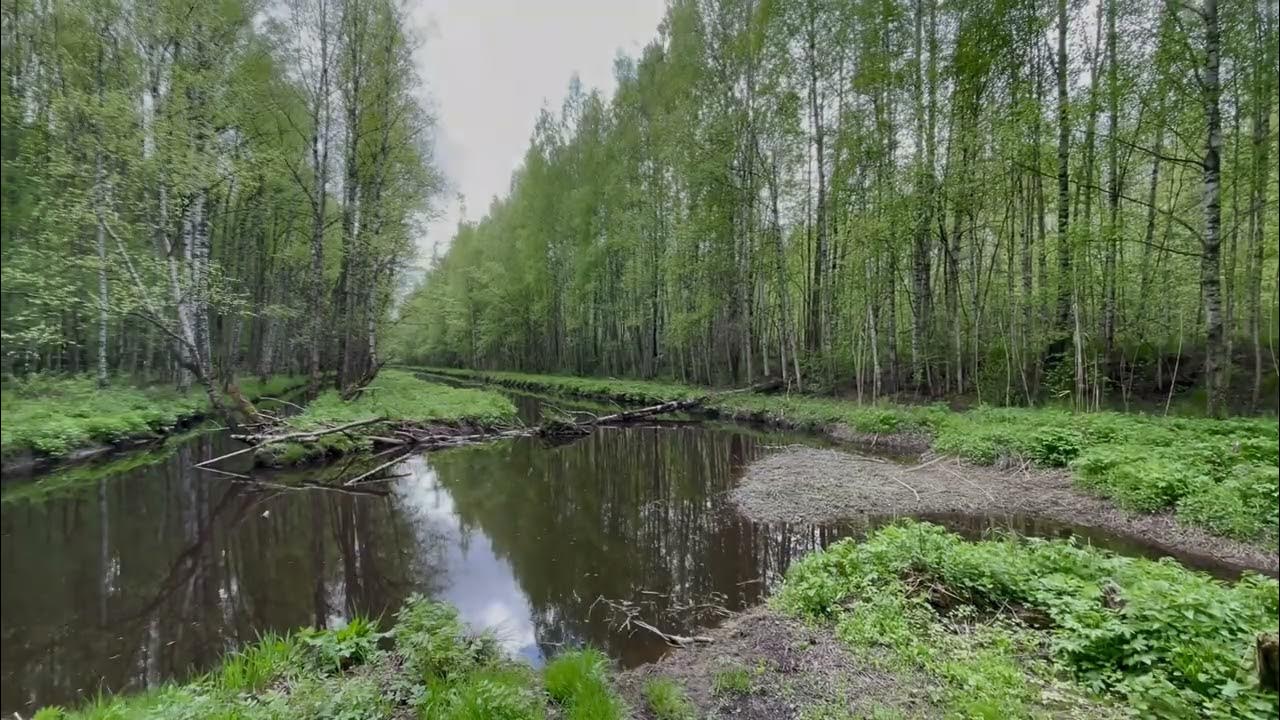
<box><xmin>395</xmin><ymin>596</ymin><xmax>497</xmax><ymax>681</ymax></box>
<box><xmin>1178</xmin><ymin>464</ymin><xmax>1280</xmax><ymax>545</ymax></box>
<box><xmin>778</xmin><ymin>521</ymin><xmax>1280</xmax><ymax>718</ymax></box>
<box><xmin>298</xmin><ymin>615</ymin><xmax>385</xmax><ymax>673</ymax></box>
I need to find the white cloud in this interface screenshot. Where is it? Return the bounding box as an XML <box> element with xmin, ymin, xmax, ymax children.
<box><xmin>407</xmin><ymin>0</ymin><xmax>666</xmax><ymax>268</ymax></box>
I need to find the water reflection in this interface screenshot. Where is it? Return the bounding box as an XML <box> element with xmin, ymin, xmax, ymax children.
<box><xmin>0</xmin><ymin>422</ymin><xmax>827</xmax><ymax>714</ymax></box>
<box><xmin>2</xmin><ymin>411</ymin><xmax>1246</xmax><ymax>715</ymax></box>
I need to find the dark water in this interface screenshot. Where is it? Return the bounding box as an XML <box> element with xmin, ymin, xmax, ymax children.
<box><xmin>0</xmin><ymin>390</ymin><xmax>1253</xmax><ymax>715</ymax></box>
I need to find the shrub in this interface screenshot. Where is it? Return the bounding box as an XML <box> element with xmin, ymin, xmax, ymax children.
<box><xmin>298</xmin><ymin>615</ymin><xmax>385</xmax><ymax>673</ymax></box>
<box><xmin>395</xmin><ymin>597</ymin><xmax>496</xmax><ymax>681</ymax></box>
<box><xmin>1178</xmin><ymin>464</ymin><xmax>1280</xmax><ymax>545</ymax></box>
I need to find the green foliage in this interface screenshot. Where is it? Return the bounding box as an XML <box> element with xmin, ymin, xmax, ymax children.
<box><xmin>429</xmin><ymin>669</ymin><xmax>545</xmax><ymax>720</ymax></box>
<box><xmin>0</xmin><ymin>374</ymin><xmax>305</xmax><ymax>459</ymax></box>
<box><xmin>778</xmin><ymin>521</ymin><xmax>1280</xmax><ymax>718</ymax></box>
<box><xmin>215</xmin><ymin>632</ymin><xmax>297</xmax><ymax>692</ymax></box>
<box><xmin>1178</xmin><ymin>464</ymin><xmax>1280</xmax><ymax>547</ymax></box>
<box><xmin>543</xmin><ymin>649</ymin><xmax>610</xmax><ymax>704</ymax></box>
<box><xmin>642</xmin><ymin>677</ymin><xmax>694</xmax><ymax>720</ymax></box>
<box><xmin>1</xmin><ymin>375</ymin><xmax>203</xmax><ymax>457</ymax></box>
<box><xmin>395</xmin><ymin>595</ymin><xmax>499</xmax><ymax>682</ymax></box>
<box><xmin>297</xmin><ymin>615</ymin><xmax>385</xmax><ymax>673</ymax></box>
<box><xmin>542</xmin><ymin>649</ymin><xmax>624</xmax><ymax>719</ymax></box>
<box><xmin>42</xmin><ymin>597</ymin><xmax>550</xmax><ymax>720</ymax></box>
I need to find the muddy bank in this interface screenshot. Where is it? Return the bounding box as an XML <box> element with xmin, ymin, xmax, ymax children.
<box><xmin>731</xmin><ymin>448</ymin><xmax>1279</xmax><ymax>577</ymax></box>
<box><xmin>614</xmin><ymin>606</ymin><xmax>940</xmax><ymax>720</ymax></box>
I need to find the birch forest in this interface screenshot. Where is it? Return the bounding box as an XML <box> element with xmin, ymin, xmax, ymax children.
<box><xmin>395</xmin><ymin>0</ymin><xmax>1280</xmax><ymax>415</ymax></box>
<box><xmin>1</xmin><ymin>0</ymin><xmax>441</xmax><ymax>403</ymax></box>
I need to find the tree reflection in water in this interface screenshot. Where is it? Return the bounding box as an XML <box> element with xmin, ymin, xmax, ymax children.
<box><xmin>1</xmin><ymin>422</ymin><xmax>838</xmax><ymax>715</ymax></box>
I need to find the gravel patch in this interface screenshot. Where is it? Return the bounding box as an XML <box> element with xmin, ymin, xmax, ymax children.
<box><xmin>731</xmin><ymin>448</ymin><xmax>1279</xmax><ymax>577</ymax></box>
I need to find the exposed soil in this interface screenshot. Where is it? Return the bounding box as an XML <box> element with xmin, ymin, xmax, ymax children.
<box><xmin>730</xmin><ymin>448</ymin><xmax>1279</xmax><ymax>577</ymax></box>
<box><xmin>614</xmin><ymin>606</ymin><xmax>941</xmax><ymax>720</ymax></box>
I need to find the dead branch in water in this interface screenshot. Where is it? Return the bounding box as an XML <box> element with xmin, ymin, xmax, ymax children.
<box><xmin>194</xmin><ymin>394</ymin><xmax>708</xmax><ymax>485</ymax></box>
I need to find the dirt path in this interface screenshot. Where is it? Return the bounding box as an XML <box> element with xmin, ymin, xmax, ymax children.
<box><xmin>730</xmin><ymin>448</ymin><xmax>1279</xmax><ymax>577</ymax></box>
<box><xmin>614</xmin><ymin>606</ymin><xmax>941</xmax><ymax>720</ymax></box>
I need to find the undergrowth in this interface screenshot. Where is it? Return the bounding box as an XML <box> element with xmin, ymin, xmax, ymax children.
<box><xmin>776</xmin><ymin>520</ymin><xmax>1280</xmax><ymax>719</ymax></box>
<box><xmin>416</xmin><ymin>366</ymin><xmax>1279</xmax><ymax>546</ymax></box>
<box><xmin>35</xmin><ymin>596</ymin><xmax>627</xmax><ymax>720</ymax></box>
<box><xmin>1</xmin><ymin>373</ymin><xmax>305</xmax><ymax>459</ymax></box>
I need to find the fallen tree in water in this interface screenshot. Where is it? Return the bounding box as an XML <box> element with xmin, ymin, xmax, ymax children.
<box><xmin>195</xmin><ymin>370</ymin><xmax>705</xmax><ymax>483</ymax></box>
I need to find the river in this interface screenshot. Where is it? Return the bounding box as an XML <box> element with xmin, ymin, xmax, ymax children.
<box><xmin>0</xmin><ymin>385</ymin><xmax>1242</xmax><ymax>715</ymax></box>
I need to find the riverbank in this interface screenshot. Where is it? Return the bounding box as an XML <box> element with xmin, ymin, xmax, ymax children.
<box><xmin>411</xmin><ymin>367</ymin><xmax>1279</xmax><ymax>550</ymax></box>
<box><xmin>32</xmin><ymin>596</ymin><xmax>630</xmax><ymax>720</ymax></box>
<box><xmin>250</xmin><ymin>370</ymin><xmax>517</xmax><ymax>466</ymax></box>
<box><xmin>731</xmin><ymin>448</ymin><xmax>1278</xmax><ymax>575</ymax></box>
<box><xmin>0</xmin><ymin>374</ymin><xmax>306</xmax><ymax>474</ymax></box>
<box><xmin>619</xmin><ymin>521</ymin><xmax>1279</xmax><ymax>719</ymax></box>
<box><xmin>35</xmin><ymin>521</ymin><xmax>1278</xmax><ymax>719</ymax></box>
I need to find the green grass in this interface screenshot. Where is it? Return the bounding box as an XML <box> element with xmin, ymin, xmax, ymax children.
<box><xmin>413</xmin><ymin>367</ymin><xmax>1280</xmax><ymax>547</ymax></box>
<box><xmin>1</xmin><ymin>373</ymin><xmax>306</xmax><ymax>460</ymax></box>
<box><xmin>642</xmin><ymin>677</ymin><xmax>694</xmax><ymax>720</ymax></box>
<box><xmin>776</xmin><ymin>520</ymin><xmax>1280</xmax><ymax>719</ymax></box>
<box><xmin>543</xmin><ymin>649</ymin><xmax>625</xmax><ymax>719</ymax></box>
<box><xmin>36</xmin><ymin>597</ymin><xmax>564</xmax><ymax>720</ymax></box>
<box><xmin>711</xmin><ymin>665</ymin><xmax>752</xmax><ymax>696</ymax></box>
<box><xmin>258</xmin><ymin>370</ymin><xmax>517</xmax><ymax>464</ymax></box>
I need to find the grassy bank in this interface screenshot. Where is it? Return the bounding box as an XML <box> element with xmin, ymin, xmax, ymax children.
<box><xmin>0</xmin><ymin>374</ymin><xmax>305</xmax><ymax>462</ymax></box>
<box><xmin>0</xmin><ymin>426</ymin><xmax>209</xmax><ymax>505</ymax></box>
<box><xmin>773</xmin><ymin>521</ymin><xmax>1279</xmax><ymax>719</ymax></box>
<box><xmin>37</xmin><ymin>521</ymin><xmax>1278</xmax><ymax>719</ymax></box>
<box><xmin>256</xmin><ymin>370</ymin><xmax>516</xmax><ymax>465</ymax></box>
<box><xmin>413</xmin><ymin>367</ymin><xmax>1279</xmax><ymax>548</ymax></box>
<box><xmin>35</xmin><ymin>596</ymin><xmax>628</xmax><ymax>720</ymax></box>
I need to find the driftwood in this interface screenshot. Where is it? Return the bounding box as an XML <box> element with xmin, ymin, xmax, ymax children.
<box><xmin>195</xmin><ymin>416</ymin><xmax>389</xmax><ymax>472</ymax></box>
<box><xmin>226</xmin><ymin>416</ymin><xmax>389</xmax><ymax>447</ymax></box>
<box><xmin>194</xmin><ymin>397</ymin><xmax>707</xmax><ymax>485</ymax></box>
<box><xmin>631</xmin><ymin>619</ymin><xmax>714</xmax><ymax>648</ymax></box>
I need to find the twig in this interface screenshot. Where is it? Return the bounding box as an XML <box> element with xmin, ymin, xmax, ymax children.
<box><xmin>892</xmin><ymin>474</ymin><xmax>922</xmax><ymax>503</ymax></box>
<box><xmin>344</xmin><ymin>453</ymin><xmax>409</xmax><ymax>486</ymax></box>
<box><xmin>943</xmin><ymin>465</ymin><xmax>996</xmax><ymax>504</ymax></box>
<box><xmin>631</xmin><ymin>619</ymin><xmax>714</xmax><ymax>647</ymax></box>
<box><xmin>903</xmin><ymin>455</ymin><xmax>946</xmax><ymax>473</ymax></box>
<box><xmin>257</xmin><ymin>396</ymin><xmax>306</xmax><ymax>412</ymax></box>
<box><xmin>197</xmin><ymin>466</ymin><xmax>251</xmax><ymax>480</ymax></box>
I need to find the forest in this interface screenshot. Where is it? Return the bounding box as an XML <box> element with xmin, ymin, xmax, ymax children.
<box><xmin>1</xmin><ymin>0</ymin><xmax>440</xmax><ymax>409</ymax></box>
<box><xmin>393</xmin><ymin>0</ymin><xmax>1279</xmax><ymax>416</ymax></box>
<box><xmin>3</xmin><ymin>0</ymin><xmax>1280</xmax><ymax>718</ymax></box>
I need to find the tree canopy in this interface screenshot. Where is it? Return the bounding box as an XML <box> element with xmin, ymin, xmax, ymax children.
<box><xmin>393</xmin><ymin>0</ymin><xmax>1279</xmax><ymax>415</ymax></box>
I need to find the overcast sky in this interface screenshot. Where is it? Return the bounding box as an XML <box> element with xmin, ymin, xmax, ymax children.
<box><xmin>408</xmin><ymin>0</ymin><xmax>667</xmax><ymax>267</ymax></box>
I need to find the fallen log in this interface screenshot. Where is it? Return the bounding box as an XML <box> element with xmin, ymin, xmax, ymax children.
<box><xmin>194</xmin><ymin>396</ymin><xmax>708</xmax><ymax>482</ymax></box>
<box><xmin>227</xmin><ymin>416</ymin><xmax>389</xmax><ymax>448</ymax></box>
